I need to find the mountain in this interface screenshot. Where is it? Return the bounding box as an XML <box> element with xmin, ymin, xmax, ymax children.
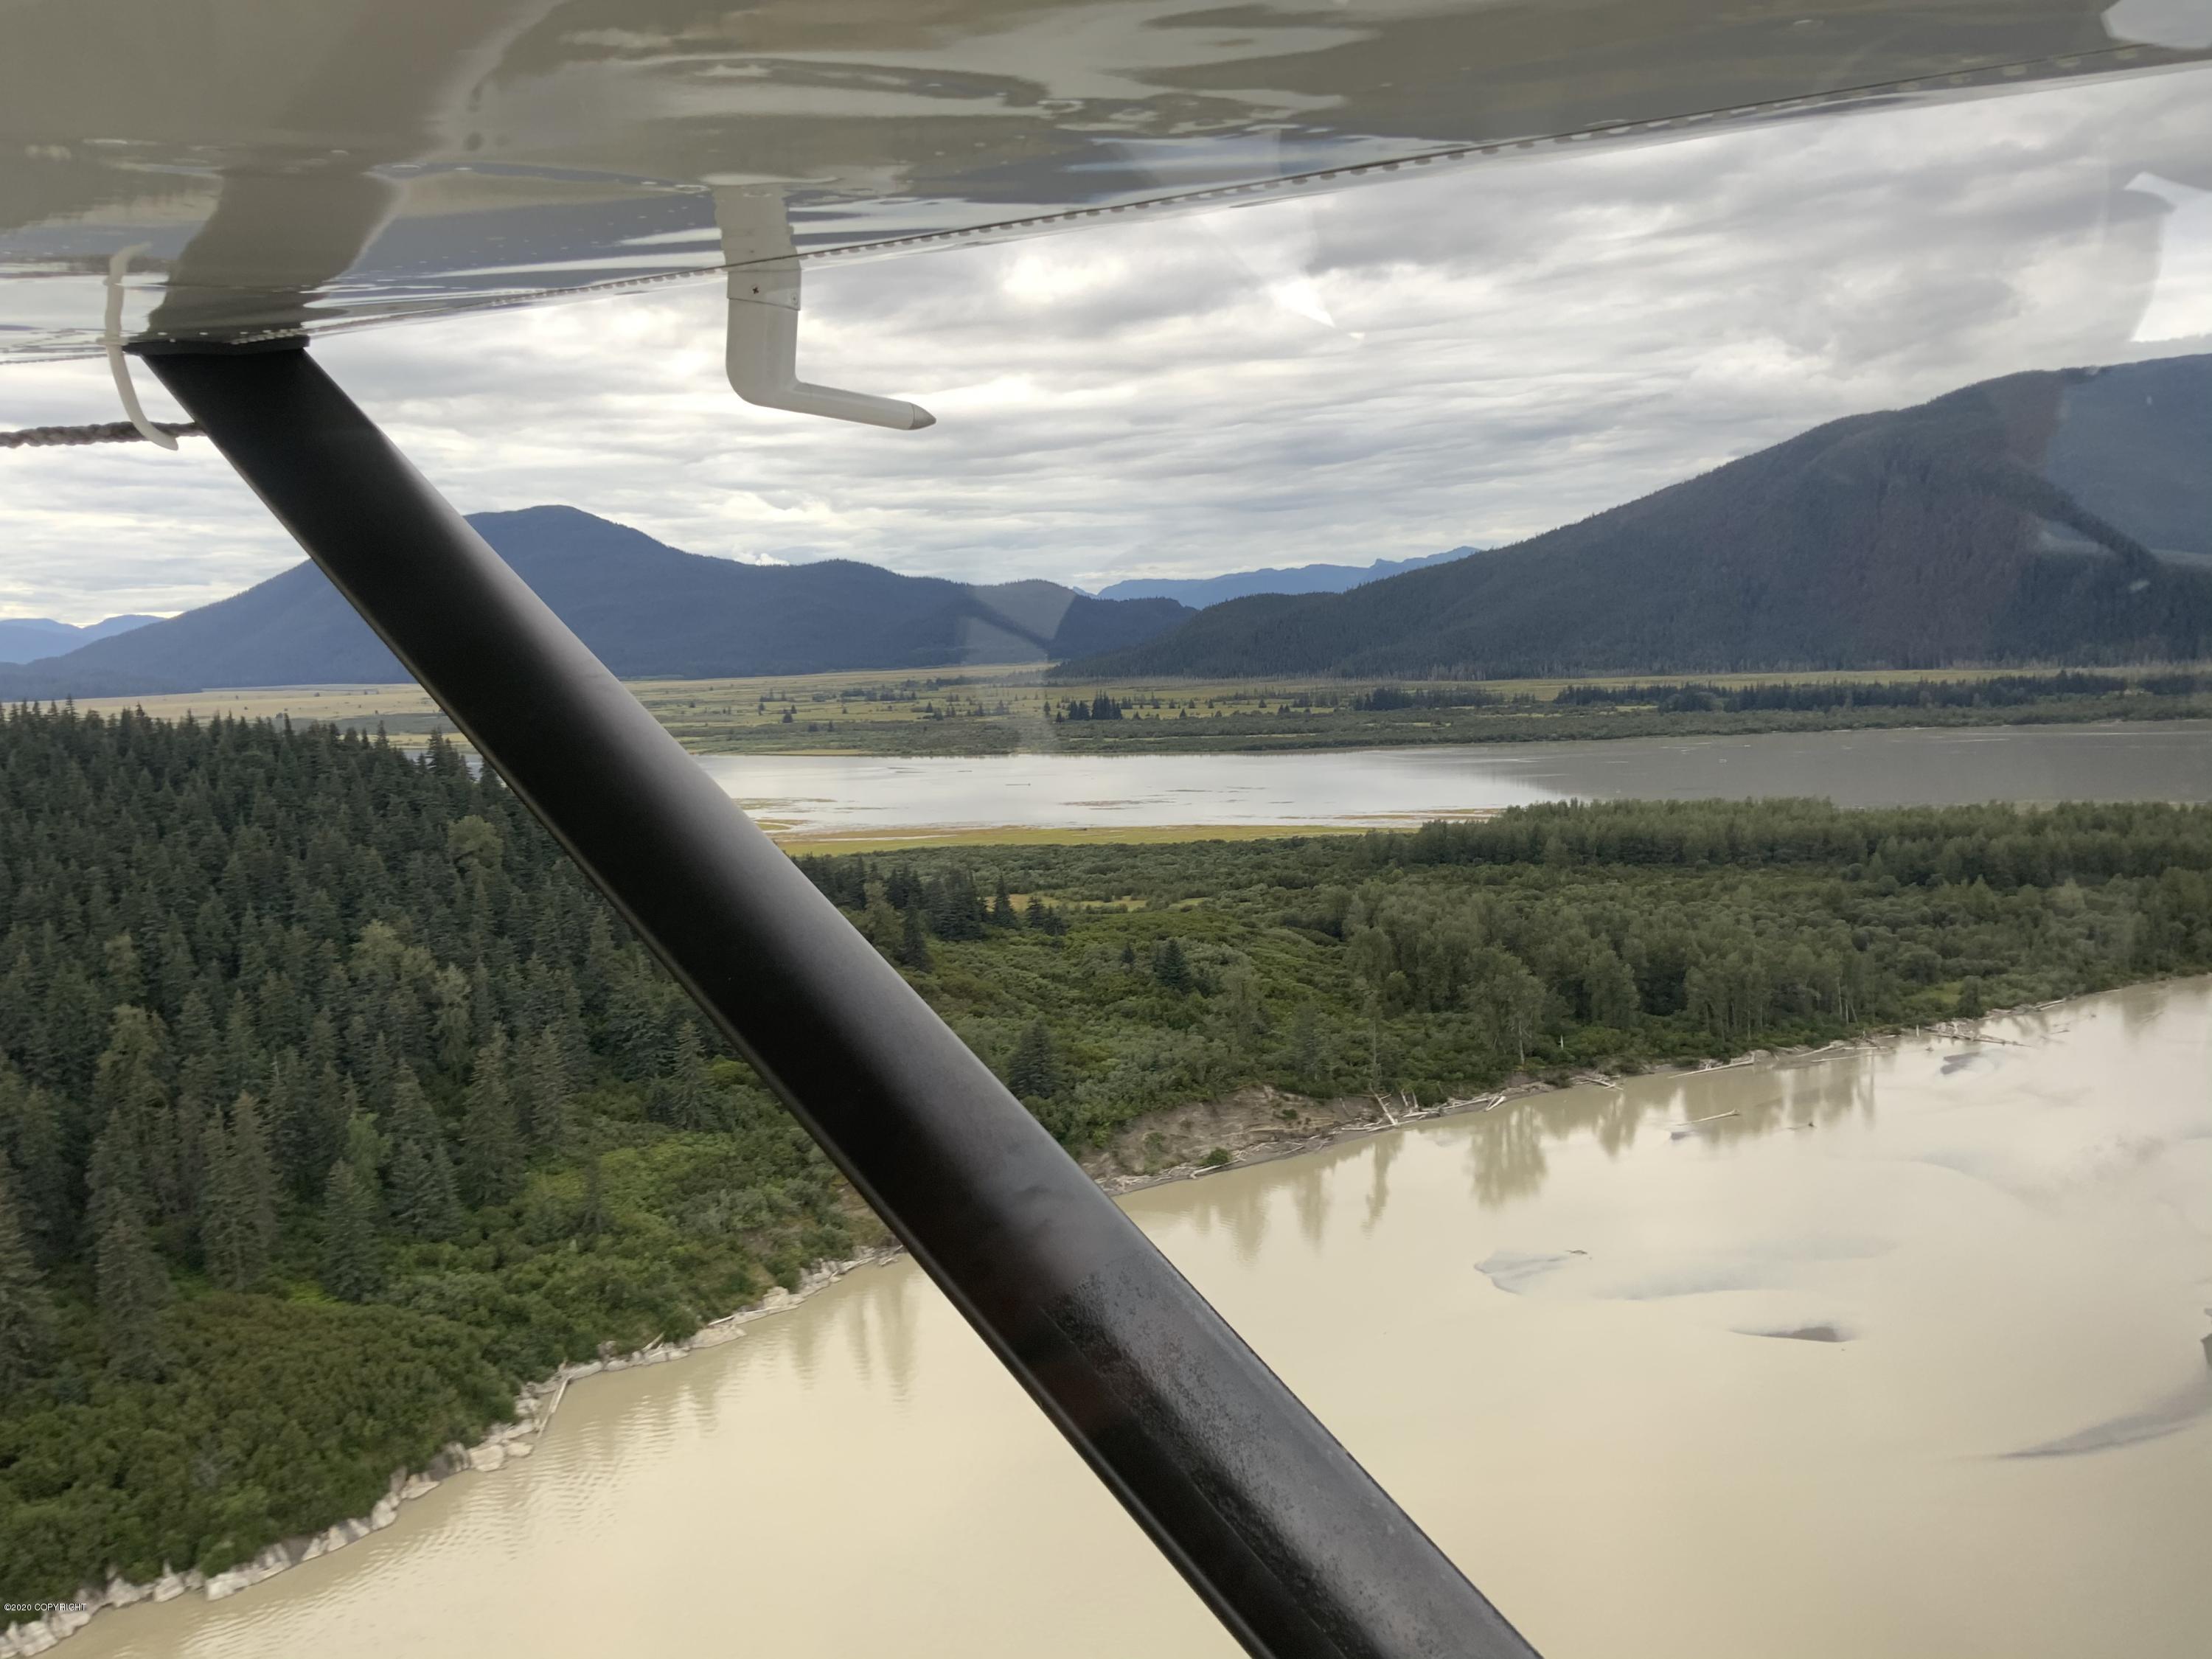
<box><xmin>1059</xmin><ymin>355</ymin><xmax>2212</xmax><ymax>681</ymax></box>
<box><xmin>21</xmin><ymin>508</ymin><xmax>1193</xmax><ymax>693</ymax></box>
<box><xmin>0</xmin><ymin>613</ymin><xmax>159</xmax><ymax>664</ymax></box>
<box><xmin>1094</xmin><ymin>548</ymin><xmax>1479</xmax><ymax>608</ymax></box>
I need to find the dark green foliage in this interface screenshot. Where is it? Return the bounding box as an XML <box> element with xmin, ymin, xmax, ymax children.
<box><xmin>0</xmin><ymin>1296</ymin><xmax>511</xmax><ymax>1593</ymax></box>
<box><xmin>513</xmin><ymin>1027</ymin><xmax>571</xmax><ymax>1153</ymax></box>
<box><xmin>0</xmin><ymin>1065</ymin><xmax>69</xmax><ymax>1267</ymax></box>
<box><xmin>899</xmin><ymin>904</ymin><xmax>933</xmax><ymax>971</ymax></box>
<box><xmin>806</xmin><ymin>797</ymin><xmax>2212</xmax><ymax>1150</ymax></box>
<box><xmin>920</xmin><ymin>868</ymin><xmax>987</xmax><ymax>941</ymax></box>
<box><xmin>92</xmin><ymin>1207</ymin><xmax>170</xmax><ymax>1380</ymax></box>
<box><xmin>4</xmin><ymin>702</ymin><xmax>2209</xmax><ymax>1604</ymax></box>
<box><xmin>0</xmin><ymin>1175</ymin><xmax>55</xmax><ymax>1393</ymax></box>
<box><xmin>1152</xmin><ymin>937</ymin><xmax>1190</xmax><ymax>991</ymax></box>
<box><xmin>459</xmin><ymin>1032</ymin><xmax>521</xmax><ymax>1208</ymax></box>
<box><xmin>201</xmin><ymin>1093</ymin><xmax>279</xmax><ymax>1290</ymax></box>
<box><xmin>386</xmin><ymin>1069</ymin><xmax>465</xmax><ymax>1244</ymax></box>
<box><xmin>1006</xmin><ymin>1020</ymin><xmax>1060</xmax><ymax>1101</ymax></box>
<box><xmin>320</xmin><ymin>1158</ymin><xmax>383</xmax><ymax>1304</ymax></box>
<box><xmin>1060</xmin><ymin>355</ymin><xmax>2212</xmax><ymax>680</ymax></box>
<box><xmin>386</xmin><ymin>1135</ymin><xmax>465</xmax><ymax>1245</ymax></box>
<box><xmin>1551</xmin><ymin>670</ymin><xmax>2201</xmax><ymax>714</ymax></box>
<box><xmin>0</xmin><ymin>706</ymin><xmax>849</xmax><ymax>1601</ymax></box>
<box><xmin>645</xmin><ymin>1026</ymin><xmax>724</xmax><ymax>1131</ymax></box>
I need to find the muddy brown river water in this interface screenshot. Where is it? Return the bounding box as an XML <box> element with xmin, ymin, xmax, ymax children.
<box><xmin>62</xmin><ymin>980</ymin><xmax>2212</xmax><ymax>1659</ymax></box>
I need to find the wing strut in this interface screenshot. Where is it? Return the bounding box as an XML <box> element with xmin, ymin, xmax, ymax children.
<box><xmin>142</xmin><ymin>341</ymin><xmax>1536</xmax><ymax>1659</ymax></box>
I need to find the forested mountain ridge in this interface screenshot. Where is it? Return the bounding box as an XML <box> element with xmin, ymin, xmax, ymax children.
<box><xmin>0</xmin><ymin>615</ymin><xmax>159</xmax><ymax>665</ymax></box>
<box><xmin>1061</xmin><ymin>354</ymin><xmax>2212</xmax><ymax>680</ymax></box>
<box><xmin>4</xmin><ymin>706</ymin><xmax>2211</xmax><ymax>1610</ymax></box>
<box><xmin>13</xmin><ymin>507</ymin><xmax>1192</xmax><ymax>695</ymax></box>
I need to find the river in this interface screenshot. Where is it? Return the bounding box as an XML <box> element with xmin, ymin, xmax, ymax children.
<box><xmin>697</xmin><ymin>721</ymin><xmax>2212</xmax><ymax>837</ymax></box>
<box><xmin>67</xmin><ymin>979</ymin><xmax>2212</xmax><ymax>1659</ymax></box>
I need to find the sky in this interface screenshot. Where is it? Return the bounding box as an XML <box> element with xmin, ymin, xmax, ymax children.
<box><xmin>2</xmin><ymin>64</ymin><xmax>2211</xmax><ymax>625</ymax></box>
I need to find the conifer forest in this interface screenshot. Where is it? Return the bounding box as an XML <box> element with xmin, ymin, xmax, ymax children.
<box><xmin>4</xmin><ymin>706</ymin><xmax>2211</xmax><ymax>1599</ymax></box>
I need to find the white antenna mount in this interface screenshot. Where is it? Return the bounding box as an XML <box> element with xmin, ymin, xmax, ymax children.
<box><xmin>105</xmin><ymin>245</ymin><xmax>178</xmax><ymax>451</ymax></box>
<box><xmin>716</xmin><ymin>191</ymin><xmax>934</xmax><ymax>431</ymax></box>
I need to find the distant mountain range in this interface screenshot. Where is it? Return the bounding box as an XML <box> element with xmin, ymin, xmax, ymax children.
<box><xmin>3</xmin><ymin>508</ymin><xmax>1194</xmax><ymax>697</ymax></box>
<box><xmin>1093</xmin><ymin>548</ymin><xmax>1478</xmax><ymax>608</ymax></box>
<box><xmin>1060</xmin><ymin>354</ymin><xmax>2212</xmax><ymax>681</ymax></box>
<box><xmin>0</xmin><ymin>613</ymin><xmax>159</xmax><ymax>664</ymax></box>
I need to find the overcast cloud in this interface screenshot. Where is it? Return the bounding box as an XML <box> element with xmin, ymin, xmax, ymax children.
<box><xmin>3</xmin><ymin>66</ymin><xmax>2210</xmax><ymax>623</ymax></box>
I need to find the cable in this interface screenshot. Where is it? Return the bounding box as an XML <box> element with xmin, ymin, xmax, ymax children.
<box><xmin>0</xmin><ymin>420</ymin><xmax>203</xmax><ymax>448</ymax></box>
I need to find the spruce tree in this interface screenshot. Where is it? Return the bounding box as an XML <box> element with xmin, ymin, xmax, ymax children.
<box><xmin>387</xmin><ymin>1135</ymin><xmax>465</xmax><ymax>1243</ymax></box>
<box><xmin>198</xmin><ymin>1106</ymin><xmax>237</xmax><ymax>1280</ymax></box>
<box><xmin>459</xmin><ymin>1029</ymin><xmax>521</xmax><ymax>1207</ymax></box>
<box><xmin>229</xmin><ymin>1091</ymin><xmax>279</xmax><ymax>1272</ymax></box>
<box><xmin>517</xmin><ymin>1026</ymin><xmax>570</xmax><ymax>1151</ymax></box>
<box><xmin>386</xmin><ymin>1062</ymin><xmax>437</xmax><ymax>1146</ymax></box>
<box><xmin>990</xmin><ymin>875</ymin><xmax>1018</xmax><ymax>928</ymax></box>
<box><xmin>385</xmin><ymin>1060</ymin><xmax>463</xmax><ymax>1242</ymax></box>
<box><xmin>320</xmin><ymin>1158</ymin><xmax>383</xmax><ymax>1302</ymax></box>
<box><xmin>201</xmin><ymin>1093</ymin><xmax>279</xmax><ymax>1290</ymax></box>
<box><xmin>0</xmin><ymin>1172</ymin><xmax>56</xmax><ymax>1393</ymax></box>
<box><xmin>91</xmin><ymin>1004</ymin><xmax>171</xmax><ymax>1142</ymax></box>
<box><xmin>100</xmin><ymin>932</ymin><xmax>145</xmax><ymax>1012</ymax></box>
<box><xmin>647</xmin><ymin>1025</ymin><xmax>723</xmax><ymax>1131</ymax></box>
<box><xmin>341</xmin><ymin>1109</ymin><xmax>387</xmax><ymax>1194</ymax></box>
<box><xmin>0</xmin><ymin>1065</ymin><xmax>69</xmax><ymax>1265</ymax></box>
<box><xmin>432</xmin><ymin>966</ymin><xmax>473</xmax><ymax>1077</ymax></box>
<box><xmin>289</xmin><ymin>1065</ymin><xmax>358</xmax><ymax>1202</ymax></box>
<box><xmin>96</xmin><ymin>1208</ymin><xmax>172</xmax><ymax>1377</ymax></box>
<box><xmin>898</xmin><ymin>904</ymin><xmax>932</xmax><ymax>971</ymax></box>
<box><xmin>578</xmin><ymin>1152</ymin><xmax>610</xmax><ymax>1239</ymax></box>
<box><xmin>1006</xmin><ymin>1020</ymin><xmax>1060</xmax><ymax>1100</ymax></box>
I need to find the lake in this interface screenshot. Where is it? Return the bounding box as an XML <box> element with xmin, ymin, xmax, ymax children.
<box><xmin>66</xmin><ymin>978</ymin><xmax>2212</xmax><ymax>1659</ymax></box>
<box><xmin>697</xmin><ymin>721</ymin><xmax>2212</xmax><ymax>837</ymax></box>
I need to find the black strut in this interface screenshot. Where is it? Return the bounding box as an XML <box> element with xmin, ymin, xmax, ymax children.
<box><xmin>146</xmin><ymin>343</ymin><xmax>1540</xmax><ymax>1659</ymax></box>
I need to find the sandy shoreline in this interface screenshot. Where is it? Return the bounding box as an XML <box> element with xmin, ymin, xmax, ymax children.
<box><xmin>0</xmin><ymin>991</ymin><xmax>2092</xmax><ymax>1655</ymax></box>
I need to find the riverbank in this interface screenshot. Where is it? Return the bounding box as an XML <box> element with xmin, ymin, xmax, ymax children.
<box><xmin>1074</xmin><ymin>1007</ymin><xmax>2058</xmax><ymax>1196</ymax></box>
<box><xmin>0</xmin><ymin>1246</ymin><xmax>905</xmax><ymax>1658</ymax></box>
<box><xmin>7</xmin><ymin>981</ymin><xmax>2101</xmax><ymax>1659</ymax></box>
<box><xmin>8</xmin><ymin>987</ymin><xmax>2088</xmax><ymax>1659</ymax></box>
<box><xmin>44</xmin><ymin>980</ymin><xmax>2208</xmax><ymax>1659</ymax></box>
<box><xmin>71</xmin><ymin>667</ymin><xmax>2212</xmax><ymax>762</ymax></box>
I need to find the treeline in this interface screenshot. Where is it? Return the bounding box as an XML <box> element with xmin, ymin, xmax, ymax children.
<box><xmin>1033</xmin><ymin>669</ymin><xmax>2212</xmax><ymax>757</ymax></box>
<box><xmin>1551</xmin><ymin>669</ymin><xmax>2206</xmax><ymax>713</ymax></box>
<box><xmin>791</xmin><ymin>857</ymin><xmax>1066</xmax><ymax>962</ymax></box>
<box><xmin>785</xmin><ymin>798</ymin><xmax>2212</xmax><ymax>1144</ymax></box>
<box><xmin>1349</xmin><ymin>684</ymin><xmax>1509</xmax><ymax>712</ymax></box>
<box><xmin>0</xmin><ymin>708</ymin><xmax>848</xmax><ymax>1600</ymax></box>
